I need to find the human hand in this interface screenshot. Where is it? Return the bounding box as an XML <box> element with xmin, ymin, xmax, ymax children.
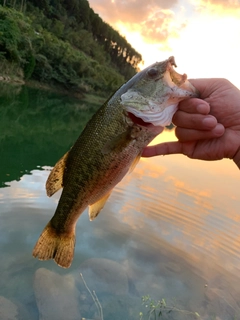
<box><xmin>142</xmin><ymin>78</ymin><xmax>240</xmax><ymax>168</ymax></box>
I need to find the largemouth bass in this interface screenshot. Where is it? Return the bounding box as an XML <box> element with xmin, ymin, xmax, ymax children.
<box><xmin>33</xmin><ymin>56</ymin><xmax>198</xmax><ymax>268</ymax></box>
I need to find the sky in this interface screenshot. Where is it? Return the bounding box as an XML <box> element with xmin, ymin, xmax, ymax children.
<box><xmin>88</xmin><ymin>0</ymin><xmax>240</xmax><ymax>88</ymax></box>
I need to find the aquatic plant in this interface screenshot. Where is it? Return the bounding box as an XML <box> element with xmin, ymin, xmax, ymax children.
<box><xmin>80</xmin><ymin>273</ymin><xmax>103</xmax><ymax>320</ymax></box>
<box><xmin>79</xmin><ymin>273</ymin><xmax>200</xmax><ymax>320</ymax></box>
<box><xmin>139</xmin><ymin>295</ymin><xmax>200</xmax><ymax>320</ymax></box>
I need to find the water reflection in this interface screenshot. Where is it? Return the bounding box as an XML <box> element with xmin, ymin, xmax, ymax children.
<box><xmin>0</xmin><ymin>83</ymin><xmax>99</xmax><ymax>187</ymax></box>
<box><xmin>1</xmin><ymin>84</ymin><xmax>240</xmax><ymax>320</ymax></box>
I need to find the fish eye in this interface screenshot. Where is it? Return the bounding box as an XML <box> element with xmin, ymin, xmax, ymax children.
<box><xmin>147</xmin><ymin>68</ymin><xmax>158</xmax><ymax>77</ymax></box>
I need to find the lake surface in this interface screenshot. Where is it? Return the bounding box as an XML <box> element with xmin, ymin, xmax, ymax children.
<box><xmin>0</xmin><ymin>83</ymin><xmax>240</xmax><ymax>320</ymax></box>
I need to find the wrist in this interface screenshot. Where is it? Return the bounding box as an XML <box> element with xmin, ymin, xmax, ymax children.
<box><xmin>233</xmin><ymin>148</ymin><xmax>240</xmax><ymax>169</ymax></box>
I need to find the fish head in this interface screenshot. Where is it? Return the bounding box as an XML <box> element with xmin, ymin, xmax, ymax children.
<box><xmin>119</xmin><ymin>56</ymin><xmax>198</xmax><ymax>127</ymax></box>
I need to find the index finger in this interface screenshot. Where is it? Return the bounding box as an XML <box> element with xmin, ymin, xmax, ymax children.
<box><xmin>188</xmin><ymin>78</ymin><xmax>232</xmax><ymax>99</ymax></box>
<box><xmin>188</xmin><ymin>78</ymin><xmax>214</xmax><ymax>95</ymax></box>
<box><xmin>178</xmin><ymin>98</ymin><xmax>210</xmax><ymax>115</ymax></box>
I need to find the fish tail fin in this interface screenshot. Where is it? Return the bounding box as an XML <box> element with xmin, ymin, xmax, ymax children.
<box><xmin>32</xmin><ymin>222</ymin><xmax>75</xmax><ymax>268</ymax></box>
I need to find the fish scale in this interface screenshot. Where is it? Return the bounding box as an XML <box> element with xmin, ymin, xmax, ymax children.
<box><xmin>33</xmin><ymin>56</ymin><xmax>198</xmax><ymax>268</ymax></box>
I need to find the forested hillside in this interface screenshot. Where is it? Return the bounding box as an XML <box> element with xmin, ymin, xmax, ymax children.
<box><xmin>0</xmin><ymin>0</ymin><xmax>142</xmax><ymax>95</ymax></box>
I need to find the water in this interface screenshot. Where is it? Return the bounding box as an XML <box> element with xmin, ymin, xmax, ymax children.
<box><xmin>0</xmin><ymin>83</ymin><xmax>240</xmax><ymax>320</ymax></box>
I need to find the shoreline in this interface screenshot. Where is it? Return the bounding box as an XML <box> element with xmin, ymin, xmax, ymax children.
<box><xmin>0</xmin><ymin>76</ymin><xmax>107</xmax><ymax>107</ymax></box>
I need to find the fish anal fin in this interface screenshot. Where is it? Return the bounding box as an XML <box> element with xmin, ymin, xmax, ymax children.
<box><xmin>128</xmin><ymin>153</ymin><xmax>141</xmax><ymax>174</ymax></box>
<box><xmin>46</xmin><ymin>151</ymin><xmax>69</xmax><ymax>197</ymax></box>
<box><xmin>32</xmin><ymin>222</ymin><xmax>75</xmax><ymax>269</ymax></box>
<box><xmin>89</xmin><ymin>192</ymin><xmax>111</xmax><ymax>221</ymax></box>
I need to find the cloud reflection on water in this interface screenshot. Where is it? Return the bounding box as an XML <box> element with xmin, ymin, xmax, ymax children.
<box><xmin>115</xmin><ymin>129</ymin><xmax>240</xmax><ymax>275</ymax></box>
<box><xmin>1</xmin><ymin>128</ymin><xmax>239</xmax><ymax>277</ymax></box>
<box><xmin>1</xmin><ymin>128</ymin><xmax>240</xmax><ymax>318</ymax></box>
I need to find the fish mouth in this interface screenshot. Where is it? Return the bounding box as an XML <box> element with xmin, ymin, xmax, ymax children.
<box><xmin>127</xmin><ymin>112</ymin><xmax>155</xmax><ymax>127</ymax></box>
<box><xmin>121</xmin><ymin>56</ymin><xmax>198</xmax><ymax>127</ymax></box>
<box><xmin>167</xmin><ymin>57</ymin><xmax>197</xmax><ymax>95</ymax></box>
<box><xmin>127</xmin><ymin>104</ymin><xmax>178</xmax><ymax>128</ymax></box>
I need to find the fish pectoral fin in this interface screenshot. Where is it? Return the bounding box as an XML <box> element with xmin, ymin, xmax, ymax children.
<box><xmin>89</xmin><ymin>192</ymin><xmax>112</xmax><ymax>221</ymax></box>
<box><xmin>128</xmin><ymin>153</ymin><xmax>141</xmax><ymax>174</ymax></box>
<box><xmin>102</xmin><ymin>130</ymin><xmax>132</xmax><ymax>155</ymax></box>
<box><xmin>46</xmin><ymin>151</ymin><xmax>69</xmax><ymax>197</ymax></box>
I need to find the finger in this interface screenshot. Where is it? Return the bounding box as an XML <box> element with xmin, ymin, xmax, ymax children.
<box><xmin>142</xmin><ymin>141</ymin><xmax>200</xmax><ymax>157</ymax></box>
<box><xmin>188</xmin><ymin>78</ymin><xmax>230</xmax><ymax>100</ymax></box>
<box><xmin>142</xmin><ymin>141</ymin><xmax>187</xmax><ymax>157</ymax></box>
<box><xmin>173</xmin><ymin>111</ymin><xmax>218</xmax><ymax>130</ymax></box>
<box><xmin>178</xmin><ymin>98</ymin><xmax>210</xmax><ymax>115</ymax></box>
<box><xmin>175</xmin><ymin>123</ymin><xmax>225</xmax><ymax>142</ymax></box>
<box><xmin>188</xmin><ymin>79</ymin><xmax>213</xmax><ymax>98</ymax></box>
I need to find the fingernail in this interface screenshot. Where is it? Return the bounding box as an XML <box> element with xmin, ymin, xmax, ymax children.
<box><xmin>213</xmin><ymin>123</ymin><xmax>225</xmax><ymax>136</ymax></box>
<box><xmin>202</xmin><ymin>116</ymin><xmax>216</xmax><ymax>128</ymax></box>
<box><xmin>197</xmin><ymin>103</ymin><xmax>209</xmax><ymax>114</ymax></box>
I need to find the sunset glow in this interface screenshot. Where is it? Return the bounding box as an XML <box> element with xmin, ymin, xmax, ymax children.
<box><xmin>88</xmin><ymin>0</ymin><xmax>240</xmax><ymax>88</ymax></box>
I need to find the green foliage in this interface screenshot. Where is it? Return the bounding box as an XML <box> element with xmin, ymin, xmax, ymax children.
<box><xmin>0</xmin><ymin>7</ymin><xmax>21</xmax><ymax>61</ymax></box>
<box><xmin>23</xmin><ymin>53</ymin><xmax>35</xmax><ymax>79</ymax></box>
<box><xmin>0</xmin><ymin>6</ymin><xmax>37</xmax><ymax>79</ymax></box>
<box><xmin>0</xmin><ymin>0</ymin><xmax>142</xmax><ymax>95</ymax></box>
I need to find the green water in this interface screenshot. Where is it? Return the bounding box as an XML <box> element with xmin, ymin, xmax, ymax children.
<box><xmin>1</xmin><ymin>83</ymin><xmax>240</xmax><ymax>320</ymax></box>
<box><xmin>0</xmin><ymin>84</ymin><xmax>98</xmax><ymax>188</ymax></box>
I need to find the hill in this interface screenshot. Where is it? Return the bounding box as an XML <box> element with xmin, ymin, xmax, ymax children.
<box><xmin>0</xmin><ymin>0</ymin><xmax>142</xmax><ymax>95</ymax></box>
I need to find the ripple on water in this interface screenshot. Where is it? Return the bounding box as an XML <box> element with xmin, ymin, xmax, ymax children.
<box><xmin>112</xmin><ymin>157</ymin><xmax>240</xmax><ymax>276</ymax></box>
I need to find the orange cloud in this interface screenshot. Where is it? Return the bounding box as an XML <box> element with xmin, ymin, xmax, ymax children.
<box><xmin>202</xmin><ymin>0</ymin><xmax>239</xmax><ymax>7</ymax></box>
<box><xmin>198</xmin><ymin>0</ymin><xmax>240</xmax><ymax>14</ymax></box>
<box><xmin>89</xmin><ymin>0</ymin><xmax>185</xmax><ymax>45</ymax></box>
<box><xmin>89</xmin><ymin>0</ymin><xmax>178</xmax><ymax>23</ymax></box>
<box><xmin>140</xmin><ymin>9</ymin><xmax>187</xmax><ymax>43</ymax></box>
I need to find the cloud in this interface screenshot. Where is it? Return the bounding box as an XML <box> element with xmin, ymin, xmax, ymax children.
<box><xmin>204</xmin><ymin>0</ymin><xmax>239</xmax><ymax>6</ymax></box>
<box><xmin>140</xmin><ymin>9</ymin><xmax>187</xmax><ymax>43</ymax></box>
<box><xmin>197</xmin><ymin>0</ymin><xmax>240</xmax><ymax>14</ymax></box>
<box><xmin>89</xmin><ymin>0</ymin><xmax>185</xmax><ymax>46</ymax></box>
<box><xmin>90</xmin><ymin>0</ymin><xmax>178</xmax><ymax>24</ymax></box>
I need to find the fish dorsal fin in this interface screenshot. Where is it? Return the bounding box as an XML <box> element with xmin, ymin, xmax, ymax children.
<box><xmin>89</xmin><ymin>192</ymin><xmax>112</xmax><ymax>221</ymax></box>
<box><xmin>46</xmin><ymin>151</ymin><xmax>69</xmax><ymax>197</ymax></box>
<box><xmin>128</xmin><ymin>153</ymin><xmax>141</xmax><ymax>174</ymax></box>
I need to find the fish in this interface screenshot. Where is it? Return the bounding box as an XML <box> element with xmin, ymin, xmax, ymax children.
<box><xmin>33</xmin><ymin>56</ymin><xmax>198</xmax><ymax>268</ymax></box>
